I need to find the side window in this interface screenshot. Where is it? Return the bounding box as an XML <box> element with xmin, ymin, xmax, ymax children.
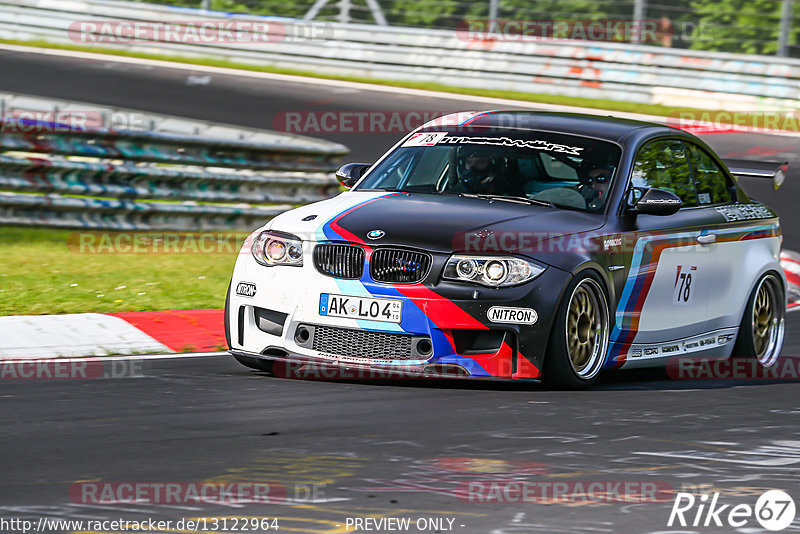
<box><xmin>686</xmin><ymin>143</ymin><xmax>735</xmax><ymax>205</ymax></box>
<box><xmin>631</xmin><ymin>139</ymin><xmax>697</xmax><ymax>208</ymax></box>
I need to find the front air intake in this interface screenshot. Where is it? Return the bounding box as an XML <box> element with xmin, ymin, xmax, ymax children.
<box><xmin>294</xmin><ymin>324</ymin><xmax>433</xmax><ymax>361</ymax></box>
<box><xmin>313</xmin><ymin>243</ymin><xmax>365</xmax><ymax>279</ymax></box>
<box><xmin>370</xmin><ymin>248</ymin><xmax>432</xmax><ymax>284</ymax></box>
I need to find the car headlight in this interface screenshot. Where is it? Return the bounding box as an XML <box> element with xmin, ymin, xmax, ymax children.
<box><xmin>443</xmin><ymin>255</ymin><xmax>545</xmax><ymax>287</ymax></box>
<box><xmin>251</xmin><ymin>231</ymin><xmax>303</xmax><ymax>267</ymax></box>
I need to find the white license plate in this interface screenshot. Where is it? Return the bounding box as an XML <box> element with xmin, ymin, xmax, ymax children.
<box><xmin>319</xmin><ymin>293</ymin><xmax>402</xmax><ymax>323</ymax></box>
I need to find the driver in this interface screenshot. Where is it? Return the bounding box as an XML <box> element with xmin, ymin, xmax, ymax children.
<box><xmin>449</xmin><ymin>145</ymin><xmax>505</xmax><ymax>194</ymax></box>
<box><xmin>577</xmin><ymin>160</ymin><xmax>613</xmax><ymax>210</ymax></box>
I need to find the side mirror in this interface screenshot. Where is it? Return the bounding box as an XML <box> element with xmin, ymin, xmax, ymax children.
<box><xmin>631</xmin><ymin>187</ymin><xmax>683</xmax><ymax>216</ymax></box>
<box><xmin>335</xmin><ymin>163</ymin><xmax>370</xmax><ymax>189</ymax></box>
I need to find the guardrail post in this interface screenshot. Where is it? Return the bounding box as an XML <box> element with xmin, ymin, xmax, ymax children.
<box><xmin>364</xmin><ymin>0</ymin><xmax>387</xmax><ymax>25</ymax></box>
<box><xmin>779</xmin><ymin>0</ymin><xmax>794</xmax><ymax>57</ymax></box>
<box><xmin>489</xmin><ymin>0</ymin><xmax>499</xmax><ymax>22</ymax></box>
<box><xmin>632</xmin><ymin>0</ymin><xmax>647</xmax><ymax>44</ymax></box>
<box><xmin>337</xmin><ymin>0</ymin><xmax>352</xmax><ymax>24</ymax></box>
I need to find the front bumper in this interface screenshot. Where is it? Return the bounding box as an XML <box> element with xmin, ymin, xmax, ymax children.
<box><xmin>229</xmin><ymin>348</ymin><xmax>504</xmax><ymax>381</ymax></box>
<box><xmin>226</xmin><ymin>245</ymin><xmax>572</xmax><ymax>379</ymax></box>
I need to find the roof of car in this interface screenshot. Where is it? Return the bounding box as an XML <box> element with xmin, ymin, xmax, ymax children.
<box><xmin>419</xmin><ymin>110</ymin><xmax>675</xmax><ymax>143</ymax></box>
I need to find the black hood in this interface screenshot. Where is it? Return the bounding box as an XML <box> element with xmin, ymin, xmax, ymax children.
<box><xmin>333</xmin><ymin>193</ymin><xmax>604</xmax><ymax>255</ymax></box>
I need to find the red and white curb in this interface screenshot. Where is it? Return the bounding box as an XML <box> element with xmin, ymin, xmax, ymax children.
<box><xmin>781</xmin><ymin>250</ymin><xmax>800</xmax><ymax>312</ymax></box>
<box><xmin>0</xmin><ymin>309</ymin><xmax>225</xmax><ymax>360</ymax></box>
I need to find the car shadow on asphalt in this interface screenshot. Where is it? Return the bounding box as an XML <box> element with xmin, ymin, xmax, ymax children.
<box><xmin>238</xmin><ymin>366</ymin><xmax>800</xmax><ymax>392</ymax></box>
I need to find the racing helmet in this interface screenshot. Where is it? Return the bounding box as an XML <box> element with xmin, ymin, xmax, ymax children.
<box><xmin>455</xmin><ymin>145</ymin><xmax>500</xmax><ymax>189</ymax></box>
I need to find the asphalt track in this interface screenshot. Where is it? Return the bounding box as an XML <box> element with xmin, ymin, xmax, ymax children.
<box><xmin>1</xmin><ymin>47</ymin><xmax>800</xmax><ymax>533</ymax></box>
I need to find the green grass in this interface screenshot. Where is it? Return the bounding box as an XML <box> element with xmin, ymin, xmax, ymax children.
<box><xmin>2</xmin><ymin>38</ymin><xmax>710</xmax><ymax>119</ymax></box>
<box><xmin>0</xmin><ymin>226</ymin><xmax>245</xmax><ymax>315</ymax></box>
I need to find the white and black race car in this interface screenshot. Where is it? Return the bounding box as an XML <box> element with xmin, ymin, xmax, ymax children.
<box><xmin>225</xmin><ymin>111</ymin><xmax>787</xmax><ymax>388</ymax></box>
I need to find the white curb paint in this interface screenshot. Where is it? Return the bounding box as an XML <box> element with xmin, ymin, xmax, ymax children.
<box><xmin>0</xmin><ymin>313</ymin><xmax>170</xmax><ymax>359</ymax></box>
<box><xmin>4</xmin><ymin>351</ymin><xmax>227</xmax><ymax>364</ymax></box>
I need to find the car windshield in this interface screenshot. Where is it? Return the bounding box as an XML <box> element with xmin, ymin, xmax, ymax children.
<box><xmin>356</xmin><ymin>130</ymin><xmax>622</xmax><ymax>212</ymax></box>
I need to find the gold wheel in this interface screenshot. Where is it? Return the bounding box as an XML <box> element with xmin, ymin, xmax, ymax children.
<box><xmin>751</xmin><ymin>274</ymin><xmax>784</xmax><ymax>366</ymax></box>
<box><xmin>565</xmin><ymin>278</ymin><xmax>608</xmax><ymax>379</ymax></box>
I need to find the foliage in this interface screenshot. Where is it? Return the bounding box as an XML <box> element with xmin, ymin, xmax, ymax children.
<box><xmin>689</xmin><ymin>0</ymin><xmax>786</xmax><ymax>54</ymax></box>
<box><xmin>129</xmin><ymin>0</ymin><xmax>797</xmax><ymax>55</ymax></box>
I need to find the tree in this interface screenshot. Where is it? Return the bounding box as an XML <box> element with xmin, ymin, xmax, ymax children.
<box><xmin>383</xmin><ymin>0</ymin><xmax>463</xmax><ymax>28</ymax></box>
<box><xmin>689</xmin><ymin>0</ymin><xmax>784</xmax><ymax>54</ymax></box>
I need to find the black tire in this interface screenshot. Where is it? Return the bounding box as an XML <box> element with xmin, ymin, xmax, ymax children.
<box><xmin>232</xmin><ymin>353</ymin><xmax>275</xmax><ymax>374</ymax></box>
<box><xmin>731</xmin><ymin>272</ymin><xmax>785</xmax><ymax>368</ymax></box>
<box><xmin>544</xmin><ymin>271</ymin><xmax>610</xmax><ymax>389</ymax></box>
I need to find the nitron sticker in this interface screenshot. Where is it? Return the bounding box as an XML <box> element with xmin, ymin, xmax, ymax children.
<box><xmin>682</xmin><ymin>340</ymin><xmax>701</xmax><ymax>352</ymax></box>
<box><xmin>487</xmin><ymin>306</ymin><xmax>538</xmax><ymax>325</ymax></box>
<box><xmin>236</xmin><ymin>282</ymin><xmax>257</xmax><ymax>297</ymax></box>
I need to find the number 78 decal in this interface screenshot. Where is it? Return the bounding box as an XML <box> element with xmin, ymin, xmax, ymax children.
<box><xmin>402</xmin><ymin>132</ymin><xmax>447</xmax><ymax>147</ymax></box>
<box><xmin>673</xmin><ymin>265</ymin><xmax>697</xmax><ymax>305</ymax></box>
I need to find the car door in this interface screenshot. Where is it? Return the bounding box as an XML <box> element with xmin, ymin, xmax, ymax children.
<box><xmin>684</xmin><ymin>141</ymin><xmax>780</xmax><ymax>339</ymax></box>
<box><xmin>615</xmin><ymin>138</ymin><xmax>718</xmax><ymax>352</ymax></box>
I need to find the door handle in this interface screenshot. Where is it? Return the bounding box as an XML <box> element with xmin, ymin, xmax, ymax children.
<box><xmin>696</xmin><ymin>234</ymin><xmax>716</xmax><ymax>245</ymax></box>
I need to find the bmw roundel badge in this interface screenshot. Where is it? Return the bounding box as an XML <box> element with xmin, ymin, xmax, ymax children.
<box><xmin>367</xmin><ymin>229</ymin><xmax>385</xmax><ymax>240</ymax></box>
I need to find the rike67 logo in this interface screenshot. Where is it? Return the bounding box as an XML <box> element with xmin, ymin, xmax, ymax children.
<box><xmin>668</xmin><ymin>490</ymin><xmax>796</xmax><ymax>531</ymax></box>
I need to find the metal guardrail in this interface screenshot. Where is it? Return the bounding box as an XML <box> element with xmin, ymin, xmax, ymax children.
<box><xmin>0</xmin><ymin>129</ymin><xmax>343</xmax><ymax>171</ymax></box>
<box><xmin>0</xmin><ymin>155</ymin><xmax>340</xmax><ymax>204</ymax></box>
<box><xmin>0</xmin><ymin>191</ymin><xmax>287</xmax><ymax>231</ymax></box>
<box><xmin>1</xmin><ymin>0</ymin><xmax>800</xmax><ymax>109</ymax></box>
<box><xmin>0</xmin><ymin>94</ymin><xmax>348</xmax><ymax>230</ymax></box>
